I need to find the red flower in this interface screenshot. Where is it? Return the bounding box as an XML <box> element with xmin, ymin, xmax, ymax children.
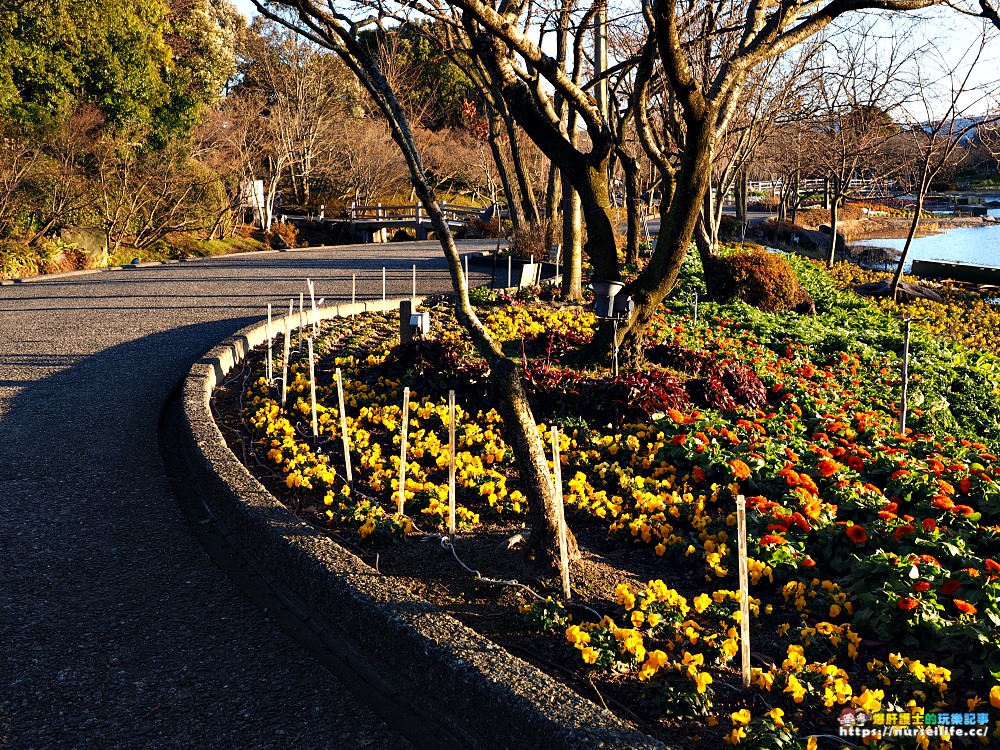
<box><xmin>913</xmin><ymin>581</ymin><xmax>931</xmax><ymax>592</ymax></box>
<box><xmin>891</xmin><ymin>469</ymin><xmax>910</xmax><ymax>480</ymax></box>
<box><xmin>760</xmin><ymin>534</ymin><xmax>787</xmax><ymax>546</ymax></box>
<box><xmin>921</xmin><ymin>518</ymin><xmax>937</xmax><ymax>532</ymax></box>
<box><xmin>692</xmin><ymin>466</ymin><xmax>706</xmax><ymax>483</ymax></box>
<box><xmin>959</xmin><ymin>477</ymin><xmax>972</xmax><ymax>493</ymax></box>
<box><xmin>898</xmin><ymin>597</ymin><xmax>919</xmax><ymax>611</ymax></box>
<box><xmin>847</xmin><ymin>456</ymin><xmax>865</xmax><ymax>471</ymax></box>
<box><xmin>893</xmin><ymin>524</ymin><xmax>915</xmax><ymax>542</ymax></box>
<box><xmin>954</xmin><ymin>599</ymin><xmax>977</xmax><ymax>616</ymax></box>
<box><xmin>846</xmin><ymin>525</ymin><xmax>868</xmax><ymax>544</ymax></box>
<box><xmin>672</xmin><ymin>433</ymin><xmax>687</xmax><ymax>445</ymax></box>
<box><xmin>951</xmin><ymin>505</ymin><xmax>975</xmax><ymax>517</ymax></box>
<box><xmin>942</xmin><ymin>580</ymin><xmax>961</xmax><ymax>596</ymax></box>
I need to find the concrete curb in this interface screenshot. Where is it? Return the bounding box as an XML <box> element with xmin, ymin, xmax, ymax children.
<box><xmin>178</xmin><ymin>298</ymin><xmax>663</xmax><ymax>750</ymax></box>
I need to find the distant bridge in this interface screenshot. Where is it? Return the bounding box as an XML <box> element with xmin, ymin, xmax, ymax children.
<box><xmin>285</xmin><ymin>201</ymin><xmax>486</xmax><ymax>242</ymax></box>
<box><xmin>747</xmin><ymin>177</ymin><xmax>896</xmax><ymax>199</ymax></box>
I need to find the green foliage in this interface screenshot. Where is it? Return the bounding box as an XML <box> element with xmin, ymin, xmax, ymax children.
<box><xmin>0</xmin><ymin>0</ymin><xmax>233</xmax><ymax>138</ymax></box>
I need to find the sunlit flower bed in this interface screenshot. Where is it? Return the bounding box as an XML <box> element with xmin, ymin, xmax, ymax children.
<box><xmin>234</xmin><ymin>255</ymin><xmax>1000</xmax><ymax>749</ymax></box>
<box><xmin>826</xmin><ymin>264</ymin><xmax>1000</xmax><ymax>362</ymax></box>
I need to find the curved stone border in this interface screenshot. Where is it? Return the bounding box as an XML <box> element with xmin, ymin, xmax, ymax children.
<box><xmin>179</xmin><ymin>298</ymin><xmax>664</xmax><ymax>750</ymax></box>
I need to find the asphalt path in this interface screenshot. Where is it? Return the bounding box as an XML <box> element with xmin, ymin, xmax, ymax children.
<box><xmin>0</xmin><ymin>242</ymin><xmax>493</xmax><ymax>750</ymax></box>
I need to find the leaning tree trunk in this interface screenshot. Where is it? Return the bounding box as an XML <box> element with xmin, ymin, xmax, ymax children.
<box><xmin>250</xmin><ymin>4</ymin><xmax>579</xmax><ymax>576</ymax></box>
<box><xmin>890</xmin><ymin>191</ymin><xmax>926</xmax><ymax>301</ymax></box>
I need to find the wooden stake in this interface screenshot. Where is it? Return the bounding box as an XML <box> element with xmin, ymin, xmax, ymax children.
<box><xmin>281</xmin><ymin>299</ymin><xmax>291</xmax><ymax>407</ymax></box>
<box><xmin>448</xmin><ymin>390</ymin><xmax>456</xmax><ymax>536</ymax></box>
<box><xmin>412</xmin><ymin>263</ymin><xmax>416</xmax><ymax>300</ymax></box>
<box><xmin>507</xmin><ymin>254</ymin><xmax>512</xmax><ymax>287</ymax></box>
<box><xmin>551</xmin><ymin>426</ymin><xmax>571</xmax><ymax>601</ymax></box>
<box><xmin>308</xmin><ymin>337</ymin><xmax>318</xmax><ymax>439</ymax></box>
<box><xmin>382</xmin><ymin>267</ymin><xmax>386</xmax><ymax>303</ymax></box>
<box><xmin>298</xmin><ymin>293</ymin><xmax>304</xmax><ymax>353</ymax></box>
<box><xmin>266</xmin><ymin>303</ymin><xmax>273</xmax><ymax>384</ymax></box>
<box><xmin>900</xmin><ymin>319</ymin><xmax>911</xmax><ymax>434</ymax></box>
<box><xmin>736</xmin><ymin>494</ymin><xmax>751</xmax><ymax>689</ymax></box>
<box><xmin>351</xmin><ymin>274</ymin><xmax>356</xmax><ymax>310</ymax></box>
<box><xmin>335</xmin><ymin>368</ymin><xmax>353</xmax><ymax>484</ymax></box>
<box><xmin>307</xmin><ymin>278</ymin><xmax>319</xmax><ymax>337</ymax></box>
<box><xmin>398</xmin><ymin>386</ymin><xmax>410</xmax><ymax>515</ymax></box>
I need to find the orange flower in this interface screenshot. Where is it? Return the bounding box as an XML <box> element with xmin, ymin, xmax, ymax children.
<box><xmin>893</xmin><ymin>524</ymin><xmax>914</xmax><ymax>542</ymax></box>
<box><xmin>801</xmin><ymin>556</ymin><xmax>816</xmax><ymax>568</ymax></box>
<box><xmin>817</xmin><ymin>459</ymin><xmax>840</xmax><ymax>477</ymax></box>
<box><xmin>729</xmin><ymin>460</ymin><xmax>751</xmax><ymax>481</ymax></box>
<box><xmin>846</xmin><ymin>525</ymin><xmax>868</xmax><ymax>544</ymax></box>
<box><xmin>761</xmin><ymin>534</ymin><xmax>788</xmax><ymax>546</ymax></box>
<box><xmin>898</xmin><ymin>597</ymin><xmax>919</xmax><ymax>611</ymax></box>
<box><xmin>921</xmin><ymin>518</ymin><xmax>937</xmax><ymax>532</ymax></box>
<box><xmin>847</xmin><ymin>456</ymin><xmax>864</xmax><ymax>471</ymax></box>
<box><xmin>891</xmin><ymin>469</ymin><xmax>910</xmax><ymax>480</ymax></box>
<box><xmin>959</xmin><ymin>477</ymin><xmax>972</xmax><ymax>493</ymax></box>
<box><xmin>692</xmin><ymin>466</ymin><xmax>706</xmax><ymax>483</ymax></box>
<box><xmin>987</xmin><ymin>559</ymin><xmax>1000</xmax><ymax>574</ymax></box>
<box><xmin>932</xmin><ymin>496</ymin><xmax>955</xmax><ymax>510</ymax></box>
<box><xmin>913</xmin><ymin>581</ymin><xmax>931</xmax><ymax>592</ymax></box>
<box><xmin>954</xmin><ymin>599</ymin><xmax>978</xmax><ymax>616</ymax></box>
<box><xmin>952</xmin><ymin>504</ymin><xmax>975</xmax><ymax>517</ymax></box>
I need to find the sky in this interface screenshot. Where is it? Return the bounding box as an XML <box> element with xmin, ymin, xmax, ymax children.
<box><xmin>230</xmin><ymin>1</ymin><xmax>999</xmax><ymax>115</ymax></box>
<box><xmin>233</xmin><ymin>0</ymin><xmax>256</xmax><ymax>18</ymax></box>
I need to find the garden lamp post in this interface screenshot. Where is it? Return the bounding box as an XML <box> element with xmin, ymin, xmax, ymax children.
<box><xmin>590</xmin><ymin>280</ymin><xmax>634</xmax><ymax>378</ymax></box>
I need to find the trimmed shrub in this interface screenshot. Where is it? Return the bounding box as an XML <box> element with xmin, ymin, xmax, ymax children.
<box><xmin>713</xmin><ymin>248</ymin><xmax>804</xmax><ymax>313</ymax></box>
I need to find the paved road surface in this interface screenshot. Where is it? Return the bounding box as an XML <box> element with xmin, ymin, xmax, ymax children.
<box><xmin>0</xmin><ymin>243</ymin><xmax>489</xmax><ymax>750</ymax></box>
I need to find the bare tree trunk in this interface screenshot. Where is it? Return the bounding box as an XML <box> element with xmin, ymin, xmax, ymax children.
<box><xmin>621</xmin><ymin>152</ymin><xmax>641</xmax><ymax>264</ymax></box>
<box><xmin>561</xmin><ymin>170</ymin><xmax>582</xmax><ymax>297</ymax></box>
<box><xmin>544</xmin><ymin>160</ymin><xmax>559</xmax><ymax>247</ymax></box>
<box><xmin>826</xmin><ymin>176</ymin><xmax>839</xmax><ymax>267</ymax></box>
<box><xmin>488</xmin><ymin>110</ymin><xmax>524</xmax><ymax>232</ymax></box>
<box><xmin>503</xmin><ymin>112</ymin><xmax>540</xmax><ymax>224</ymax></box>
<box><xmin>890</xmin><ymin>192</ymin><xmax>925</xmax><ymax>300</ymax></box>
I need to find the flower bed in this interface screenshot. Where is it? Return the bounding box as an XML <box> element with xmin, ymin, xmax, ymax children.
<box><xmin>215</xmin><ymin>254</ymin><xmax>1000</xmax><ymax>749</ymax></box>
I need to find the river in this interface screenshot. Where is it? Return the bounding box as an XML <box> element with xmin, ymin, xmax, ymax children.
<box><xmin>857</xmin><ymin>208</ymin><xmax>1000</xmax><ymax>271</ymax></box>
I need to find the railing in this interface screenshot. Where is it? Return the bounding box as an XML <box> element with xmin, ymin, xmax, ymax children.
<box><xmin>347</xmin><ymin>201</ymin><xmax>486</xmax><ymax>223</ymax></box>
<box><xmin>747</xmin><ymin>178</ymin><xmax>896</xmax><ymax>194</ymax></box>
